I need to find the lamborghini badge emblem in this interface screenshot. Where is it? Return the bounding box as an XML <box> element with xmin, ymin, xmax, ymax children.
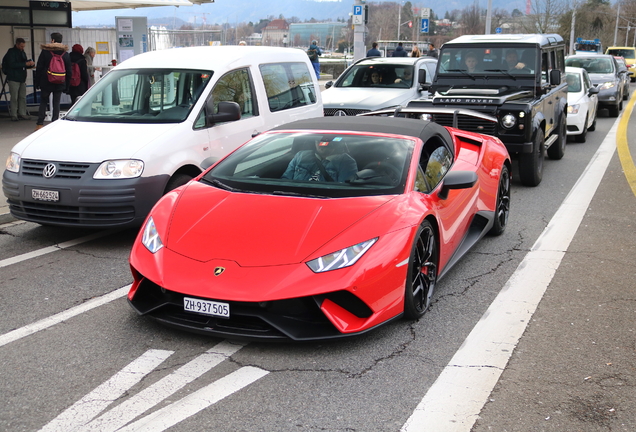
<box><xmin>214</xmin><ymin>267</ymin><xmax>225</xmax><ymax>276</ymax></box>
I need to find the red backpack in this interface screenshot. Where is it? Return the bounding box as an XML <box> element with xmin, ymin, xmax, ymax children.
<box><xmin>47</xmin><ymin>52</ymin><xmax>66</xmax><ymax>84</ymax></box>
<box><xmin>70</xmin><ymin>62</ymin><xmax>81</xmax><ymax>87</ymax></box>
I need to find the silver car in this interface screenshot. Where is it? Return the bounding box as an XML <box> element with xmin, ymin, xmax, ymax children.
<box><xmin>322</xmin><ymin>56</ymin><xmax>437</xmax><ymax>116</ymax></box>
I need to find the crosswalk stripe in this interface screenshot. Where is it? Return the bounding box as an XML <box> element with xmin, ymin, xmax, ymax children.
<box><xmin>80</xmin><ymin>341</ymin><xmax>246</xmax><ymax>432</ymax></box>
<box><xmin>117</xmin><ymin>366</ymin><xmax>269</xmax><ymax>432</ymax></box>
<box><xmin>39</xmin><ymin>349</ymin><xmax>174</xmax><ymax>432</ymax></box>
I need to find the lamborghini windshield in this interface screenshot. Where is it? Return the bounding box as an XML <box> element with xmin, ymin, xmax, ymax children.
<box><xmin>203</xmin><ymin>131</ymin><xmax>415</xmax><ymax>198</ymax></box>
<box><xmin>64</xmin><ymin>68</ymin><xmax>212</xmax><ymax>123</ymax></box>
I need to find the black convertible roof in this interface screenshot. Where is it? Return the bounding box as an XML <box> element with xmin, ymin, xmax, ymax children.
<box><xmin>273</xmin><ymin>116</ymin><xmax>452</xmax><ymax>147</ymax></box>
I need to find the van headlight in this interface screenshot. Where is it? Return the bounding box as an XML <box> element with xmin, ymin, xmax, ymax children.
<box><xmin>5</xmin><ymin>152</ymin><xmax>20</xmax><ymax>173</ymax></box>
<box><xmin>94</xmin><ymin>160</ymin><xmax>144</xmax><ymax>179</ymax></box>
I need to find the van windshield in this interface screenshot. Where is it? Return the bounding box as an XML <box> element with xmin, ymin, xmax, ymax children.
<box><xmin>64</xmin><ymin>68</ymin><xmax>212</xmax><ymax>123</ymax></box>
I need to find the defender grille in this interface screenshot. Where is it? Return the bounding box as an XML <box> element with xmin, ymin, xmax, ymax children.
<box><xmin>22</xmin><ymin>159</ymin><xmax>91</xmax><ymax>179</ymax></box>
<box><xmin>431</xmin><ymin>112</ymin><xmax>497</xmax><ymax>135</ymax></box>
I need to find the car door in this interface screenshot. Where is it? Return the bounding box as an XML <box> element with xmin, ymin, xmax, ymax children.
<box><xmin>583</xmin><ymin>69</ymin><xmax>598</xmax><ymax>127</ymax></box>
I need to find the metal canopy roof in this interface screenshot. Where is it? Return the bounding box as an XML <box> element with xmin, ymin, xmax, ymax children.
<box><xmin>68</xmin><ymin>0</ymin><xmax>213</xmax><ymax>11</ymax></box>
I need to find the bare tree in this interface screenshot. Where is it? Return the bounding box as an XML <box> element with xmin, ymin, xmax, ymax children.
<box><xmin>460</xmin><ymin>2</ymin><xmax>485</xmax><ymax>35</ymax></box>
<box><xmin>524</xmin><ymin>0</ymin><xmax>569</xmax><ymax>33</ymax></box>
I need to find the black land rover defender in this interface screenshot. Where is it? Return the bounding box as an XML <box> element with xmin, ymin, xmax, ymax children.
<box><xmin>408</xmin><ymin>34</ymin><xmax>568</xmax><ymax>186</ymax></box>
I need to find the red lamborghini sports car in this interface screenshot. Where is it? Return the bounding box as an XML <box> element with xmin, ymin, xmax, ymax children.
<box><xmin>128</xmin><ymin>116</ymin><xmax>511</xmax><ymax>341</ymax></box>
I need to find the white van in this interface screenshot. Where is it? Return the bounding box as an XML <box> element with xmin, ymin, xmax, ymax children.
<box><xmin>3</xmin><ymin>46</ymin><xmax>323</xmax><ymax>228</ymax></box>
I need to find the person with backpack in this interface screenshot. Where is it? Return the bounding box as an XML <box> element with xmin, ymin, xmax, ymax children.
<box><xmin>67</xmin><ymin>44</ymin><xmax>89</xmax><ymax>105</ymax></box>
<box><xmin>34</xmin><ymin>32</ymin><xmax>71</xmax><ymax>131</ymax></box>
<box><xmin>307</xmin><ymin>40</ymin><xmax>322</xmax><ymax>79</ymax></box>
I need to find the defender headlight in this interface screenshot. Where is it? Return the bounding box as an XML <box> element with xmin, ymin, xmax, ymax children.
<box><xmin>94</xmin><ymin>160</ymin><xmax>144</xmax><ymax>179</ymax></box>
<box><xmin>5</xmin><ymin>152</ymin><xmax>20</xmax><ymax>173</ymax></box>
<box><xmin>306</xmin><ymin>238</ymin><xmax>378</xmax><ymax>273</ymax></box>
<box><xmin>567</xmin><ymin>104</ymin><xmax>580</xmax><ymax>114</ymax></box>
<box><xmin>599</xmin><ymin>82</ymin><xmax>615</xmax><ymax>90</ymax></box>
<box><xmin>141</xmin><ymin>216</ymin><xmax>163</xmax><ymax>253</ymax></box>
<box><xmin>501</xmin><ymin>113</ymin><xmax>516</xmax><ymax>129</ymax></box>
<box><xmin>420</xmin><ymin>114</ymin><xmax>433</xmax><ymax>121</ymax></box>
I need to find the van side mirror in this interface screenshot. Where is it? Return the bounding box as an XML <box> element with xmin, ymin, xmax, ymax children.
<box><xmin>206</xmin><ymin>101</ymin><xmax>241</xmax><ymax>125</ymax></box>
<box><xmin>418</xmin><ymin>69</ymin><xmax>429</xmax><ymax>92</ymax></box>
<box><xmin>549</xmin><ymin>69</ymin><xmax>561</xmax><ymax>85</ymax></box>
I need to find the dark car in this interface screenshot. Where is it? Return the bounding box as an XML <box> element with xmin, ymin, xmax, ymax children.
<box><xmin>613</xmin><ymin>56</ymin><xmax>632</xmax><ymax>100</ymax></box>
<box><xmin>565</xmin><ymin>54</ymin><xmax>626</xmax><ymax>117</ymax></box>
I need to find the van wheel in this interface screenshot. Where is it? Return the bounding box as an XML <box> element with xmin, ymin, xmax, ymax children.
<box><xmin>518</xmin><ymin>128</ymin><xmax>544</xmax><ymax>187</ymax></box>
<box><xmin>164</xmin><ymin>173</ymin><xmax>193</xmax><ymax>194</ymax></box>
<box><xmin>547</xmin><ymin>119</ymin><xmax>566</xmax><ymax>160</ymax></box>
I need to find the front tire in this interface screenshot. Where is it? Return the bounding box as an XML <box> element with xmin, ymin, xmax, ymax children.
<box><xmin>404</xmin><ymin>221</ymin><xmax>438</xmax><ymax>319</ymax></box>
<box><xmin>547</xmin><ymin>118</ymin><xmax>566</xmax><ymax>160</ymax></box>
<box><xmin>164</xmin><ymin>173</ymin><xmax>194</xmax><ymax>194</ymax></box>
<box><xmin>519</xmin><ymin>128</ymin><xmax>544</xmax><ymax>186</ymax></box>
<box><xmin>609</xmin><ymin>103</ymin><xmax>620</xmax><ymax>117</ymax></box>
<box><xmin>488</xmin><ymin>164</ymin><xmax>510</xmax><ymax>236</ymax></box>
<box><xmin>575</xmin><ymin>114</ymin><xmax>588</xmax><ymax>143</ymax></box>
<box><xmin>588</xmin><ymin>111</ymin><xmax>597</xmax><ymax>131</ymax></box>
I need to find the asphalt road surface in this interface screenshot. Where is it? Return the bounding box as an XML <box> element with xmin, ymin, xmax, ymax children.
<box><xmin>0</xmin><ymin>89</ymin><xmax>634</xmax><ymax>431</ymax></box>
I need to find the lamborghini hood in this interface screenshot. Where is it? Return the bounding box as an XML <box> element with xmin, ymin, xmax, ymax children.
<box><xmin>165</xmin><ymin>181</ymin><xmax>394</xmax><ymax>266</ymax></box>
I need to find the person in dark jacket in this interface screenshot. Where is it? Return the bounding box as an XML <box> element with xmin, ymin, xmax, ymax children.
<box><xmin>2</xmin><ymin>38</ymin><xmax>35</xmax><ymax>121</ymax></box>
<box><xmin>282</xmin><ymin>138</ymin><xmax>358</xmax><ymax>183</ymax></box>
<box><xmin>392</xmin><ymin>42</ymin><xmax>408</xmax><ymax>57</ymax></box>
<box><xmin>427</xmin><ymin>43</ymin><xmax>439</xmax><ymax>58</ymax></box>
<box><xmin>366</xmin><ymin>42</ymin><xmax>382</xmax><ymax>57</ymax></box>
<box><xmin>34</xmin><ymin>32</ymin><xmax>71</xmax><ymax>131</ymax></box>
<box><xmin>307</xmin><ymin>40</ymin><xmax>322</xmax><ymax>79</ymax></box>
<box><xmin>68</xmin><ymin>44</ymin><xmax>89</xmax><ymax>105</ymax></box>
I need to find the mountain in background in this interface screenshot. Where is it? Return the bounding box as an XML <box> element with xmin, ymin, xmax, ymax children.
<box><xmin>72</xmin><ymin>0</ymin><xmax>526</xmax><ymax>28</ymax></box>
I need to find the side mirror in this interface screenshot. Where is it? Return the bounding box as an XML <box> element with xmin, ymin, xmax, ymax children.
<box><xmin>588</xmin><ymin>86</ymin><xmax>600</xmax><ymax>95</ymax></box>
<box><xmin>418</xmin><ymin>69</ymin><xmax>429</xmax><ymax>92</ymax></box>
<box><xmin>325</xmin><ymin>80</ymin><xmax>334</xmax><ymax>89</ymax></box>
<box><xmin>628</xmin><ymin>71</ymin><xmax>634</xmax><ymax>76</ymax></box>
<box><xmin>549</xmin><ymin>69</ymin><xmax>561</xmax><ymax>85</ymax></box>
<box><xmin>206</xmin><ymin>101</ymin><xmax>241</xmax><ymax>125</ymax></box>
<box><xmin>437</xmin><ymin>171</ymin><xmax>478</xmax><ymax>200</ymax></box>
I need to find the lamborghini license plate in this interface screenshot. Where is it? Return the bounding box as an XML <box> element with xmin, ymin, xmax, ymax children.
<box><xmin>184</xmin><ymin>297</ymin><xmax>230</xmax><ymax>318</ymax></box>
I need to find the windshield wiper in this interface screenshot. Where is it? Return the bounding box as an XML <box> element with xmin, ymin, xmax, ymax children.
<box><xmin>484</xmin><ymin>69</ymin><xmax>516</xmax><ymax>80</ymax></box>
<box><xmin>202</xmin><ymin>178</ymin><xmax>245</xmax><ymax>193</ymax></box>
<box><xmin>271</xmin><ymin>190</ymin><xmax>329</xmax><ymax>199</ymax></box>
<box><xmin>445</xmin><ymin>69</ymin><xmax>476</xmax><ymax>80</ymax></box>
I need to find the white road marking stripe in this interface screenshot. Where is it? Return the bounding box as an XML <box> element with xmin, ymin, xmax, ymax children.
<box><xmin>0</xmin><ymin>229</ymin><xmax>120</xmax><ymax>269</ymax></box>
<box><xmin>117</xmin><ymin>366</ymin><xmax>270</xmax><ymax>432</ymax></box>
<box><xmin>80</xmin><ymin>341</ymin><xmax>246</xmax><ymax>432</ymax></box>
<box><xmin>0</xmin><ymin>220</ymin><xmax>26</xmax><ymax>229</ymax></box>
<box><xmin>39</xmin><ymin>349</ymin><xmax>174</xmax><ymax>432</ymax></box>
<box><xmin>401</xmin><ymin>118</ymin><xmax>620</xmax><ymax>431</ymax></box>
<box><xmin>0</xmin><ymin>285</ymin><xmax>130</xmax><ymax>348</ymax></box>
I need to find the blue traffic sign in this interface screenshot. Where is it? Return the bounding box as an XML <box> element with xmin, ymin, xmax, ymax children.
<box><xmin>495</xmin><ymin>27</ymin><xmax>502</xmax><ymax>34</ymax></box>
<box><xmin>421</xmin><ymin>18</ymin><xmax>429</xmax><ymax>33</ymax></box>
<box><xmin>353</xmin><ymin>5</ymin><xmax>362</xmax><ymax>15</ymax></box>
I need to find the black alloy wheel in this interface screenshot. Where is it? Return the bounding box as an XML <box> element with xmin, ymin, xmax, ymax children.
<box><xmin>404</xmin><ymin>220</ymin><xmax>438</xmax><ymax>319</ymax></box>
<box><xmin>488</xmin><ymin>164</ymin><xmax>510</xmax><ymax>236</ymax></box>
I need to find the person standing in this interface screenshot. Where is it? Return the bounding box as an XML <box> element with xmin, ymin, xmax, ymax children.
<box><xmin>68</xmin><ymin>44</ymin><xmax>89</xmax><ymax>105</ymax></box>
<box><xmin>366</xmin><ymin>42</ymin><xmax>382</xmax><ymax>57</ymax></box>
<box><xmin>2</xmin><ymin>38</ymin><xmax>35</xmax><ymax>121</ymax></box>
<box><xmin>411</xmin><ymin>45</ymin><xmax>421</xmax><ymax>57</ymax></box>
<box><xmin>34</xmin><ymin>32</ymin><xmax>71</xmax><ymax>131</ymax></box>
<box><xmin>427</xmin><ymin>43</ymin><xmax>439</xmax><ymax>58</ymax></box>
<box><xmin>392</xmin><ymin>42</ymin><xmax>408</xmax><ymax>57</ymax></box>
<box><xmin>307</xmin><ymin>40</ymin><xmax>322</xmax><ymax>79</ymax></box>
<box><xmin>83</xmin><ymin>46</ymin><xmax>98</xmax><ymax>87</ymax></box>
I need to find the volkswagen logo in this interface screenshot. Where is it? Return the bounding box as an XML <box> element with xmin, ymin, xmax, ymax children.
<box><xmin>214</xmin><ymin>267</ymin><xmax>225</xmax><ymax>276</ymax></box>
<box><xmin>334</xmin><ymin>110</ymin><xmax>348</xmax><ymax>116</ymax></box>
<box><xmin>42</xmin><ymin>163</ymin><xmax>57</xmax><ymax>178</ymax></box>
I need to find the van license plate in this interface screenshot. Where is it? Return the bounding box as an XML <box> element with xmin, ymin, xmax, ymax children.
<box><xmin>32</xmin><ymin>189</ymin><xmax>59</xmax><ymax>202</ymax></box>
<box><xmin>184</xmin><ymin>297</ymin><xmax>230</xmax><ymax>318</ymax></box>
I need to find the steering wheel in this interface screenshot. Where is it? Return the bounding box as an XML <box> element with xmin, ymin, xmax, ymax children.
<box><xmin>362</xmin><ymin>161</ymin><xmax>402</xmax><ymax>183</ymax></box>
